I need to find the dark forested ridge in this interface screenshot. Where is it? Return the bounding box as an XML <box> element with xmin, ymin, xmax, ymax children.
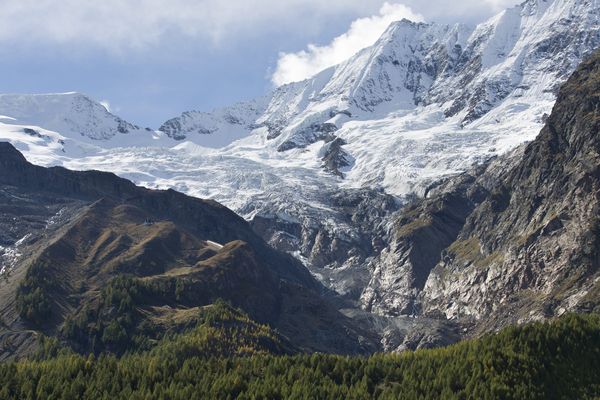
<box><xmin>1</xmin><ymin>311</ymin><xmax>599</xmax><ymax>400</ymax></box>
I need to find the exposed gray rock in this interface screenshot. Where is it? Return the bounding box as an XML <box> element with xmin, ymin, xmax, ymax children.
<box><xmin>277</xmin><ymin>122</ymin><xmax>338</xmax><ymax>152</ymax></box>
<box><xmin>321</xmin><ymin>137</ymin><xmax>353</xmax><ymax>177</ymax></box>
<box><xmin>362</xmin><ymin>49</ymin><xmax>600</xmax><ymax>334</ymax></box>
<box><xmin>249</xmin><ymin>188</ymin><xmax>399</xmax><ymax>300</ymax></box>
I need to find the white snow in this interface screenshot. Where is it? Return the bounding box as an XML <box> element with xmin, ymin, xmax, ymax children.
<box><xmin>0</xmin><ymin>0</ymin><xmax>597</xmax><ymax>238</ymax></box>
<box><xmin>0</xmin><ymin>234</ymin><xmax>30</xmax><ymax>276</ymax></box>
<box><xmin>206</xmin><ymin>240</ymin><xmax>224</xmax><ymax>249</ymax></box>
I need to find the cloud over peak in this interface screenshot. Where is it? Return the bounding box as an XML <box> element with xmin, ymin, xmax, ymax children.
<box><xmin>271</xmin><ymin>3</ymin><xmax>424</xmax><ymax>86</ymax></box>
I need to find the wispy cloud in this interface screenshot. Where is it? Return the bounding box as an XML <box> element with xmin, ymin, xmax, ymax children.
<box><xmin>0</xmin><ymin>0</ymin><xmax>389</xmax><ymax>52</ymax></box>
<box><xmin>0</xmin><ymin>0</ymin><xmax>520</xmax><ymax>54</ymax></box>
<box><xmin>270</xmin><ymin>0</ymin><xmax>522</xmax><ymax>86</ymax></box>
<box><xmin>271</xmin><ymin>3</ymin><xmax>424</xmax><ymax>86</ymax></box>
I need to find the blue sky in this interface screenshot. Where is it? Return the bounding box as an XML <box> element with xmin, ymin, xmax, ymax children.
<box><xmin>0</xmin><ymin>0</ymin><xmax>519</xmax><ymax>128</ymax></box>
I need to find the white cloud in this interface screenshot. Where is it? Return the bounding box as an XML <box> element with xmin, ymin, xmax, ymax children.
<box><xmin>99</xmin><ymin>100</ymin><xmax>111</xmax><ymax>112</ymax></box>
<box><xmin>0</xmin><ymin>0</ymin><xmax>392</xmax><ymax>52</ymax></box>
<box><xmin>483</xmin><ymin>0</ymin><xmax>523</xmax><ymax>11</ymax></box>
<box><xmin>271</xmin><ymin>2</ymin><xmax>424</xmax><ymax>86</ymax></box>
<box><xmin>0</xmin><ymin>1</ymin><xmax>519</xmax><ymax>54</ymax></box>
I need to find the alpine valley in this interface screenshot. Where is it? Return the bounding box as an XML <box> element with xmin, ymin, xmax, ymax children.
<box><xmin>1</xmin><ymin>0</ymin><xmax>600</xmax><ymax>369</ymax></box>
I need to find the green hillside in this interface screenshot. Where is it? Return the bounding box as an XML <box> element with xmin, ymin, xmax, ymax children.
<box><xmin>1</xmin><ymin>310</ymin><xmax>599</xmax><ymax>400</ymax></box>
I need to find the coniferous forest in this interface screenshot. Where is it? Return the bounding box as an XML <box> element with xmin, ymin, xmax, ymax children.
<box><xmin>1</xmin><ymin>302</ymin><xmax>599</xmax><ymax>400</ymax></box>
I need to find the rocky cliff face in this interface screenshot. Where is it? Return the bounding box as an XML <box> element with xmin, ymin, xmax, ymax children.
<box><xmin>249</xmin><ymin>187</ymin><xmax>399</xmax><ymax>299</ymax></box>
<box><xmin>364</xmin><ymin>49</ymin><xmax>600</xmax><ymax>332</ymax></box>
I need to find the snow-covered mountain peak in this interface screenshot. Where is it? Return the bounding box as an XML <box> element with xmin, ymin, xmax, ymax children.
<box><xmin>160</xmin><ymin>0</ymin><xmax>600</xmax><ymax>152</ymax></box>
<box><xmin>518</xmin><ymin>0</ymin><xmax>552</xmax><ymax>15</ymax></box>
<box><xmin>246</xmin><ymin>20</ymin><xmax>479</xmax><ymax>153</ymax></box>
<box><xmin>428</xmin><ymin>0</ymin><xmax>599</xmax><ymax>123</ymax></box>
<box><xmin>0</xmin><ymin>92</ymin><xmax>144</xmax><ymax>141</ymax></box>
<box><xmin>83</xmin><ymin>0</ymin><xmax>598</xmax><ymax>166</ymax></box>
<box><xmin>158</xmin><ymin>96</ymin><xmax>270</xmax><ymax>146</ymax></box>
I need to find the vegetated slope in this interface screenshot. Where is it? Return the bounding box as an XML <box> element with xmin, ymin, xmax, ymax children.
<box><xmin>1</xmin><ymin>313</ymin><xmax>599</xmax><ymax>399</ymax></box>
<box><xmin>0</xmin><ymin>142</ymin><xmax>377</xmax><ymax>359</ymax></box>
<box><xmin>363</xmin><ymin>47</ymin><xmax>600</xmax><ymax>332</ymax></box>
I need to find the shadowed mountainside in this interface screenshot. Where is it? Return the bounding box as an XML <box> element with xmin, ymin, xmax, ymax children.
<box><xmin>0</xmin><ymin>143</ymin><xmax>378</xmax><ymax>359</ymax></box>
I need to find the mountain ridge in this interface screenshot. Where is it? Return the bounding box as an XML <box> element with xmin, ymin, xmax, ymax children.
<box><xmin>363</xmin><ymin>48</ymin><xmax>600</xmax><ymax>333</ymax></box>
<box><xmin>0</xmin><ymin>142</ymin><xmax>380</xmax><ymax>358</ymax></box>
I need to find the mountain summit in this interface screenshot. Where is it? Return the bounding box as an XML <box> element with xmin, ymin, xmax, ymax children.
<box><xmin>163</xmin><ymin>0</ymin><xmax>599</xmax><ymax>150</ymax></box>
<box><xmin>0</xmin><ymin>92</ymin><xmax>142</xmax><ymax>141</ymax></box>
